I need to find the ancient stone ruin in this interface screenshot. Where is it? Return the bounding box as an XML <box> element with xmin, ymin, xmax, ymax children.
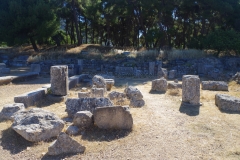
<box><xmin>182</xmin><ymin>75</ymin><xmax>200</xmax><ymax>105</ymax></box>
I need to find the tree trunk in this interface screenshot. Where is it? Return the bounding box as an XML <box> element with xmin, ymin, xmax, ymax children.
<box><xmin>85</xmin><ymin>17</ymin><xmax>88</xmax><ymax>44</ymax></box>
<box><xmin>29</xmin><ymin>37</ymin><xmax>38</xmax><ymax>52</ymax></box>
<box><xmin>72</xmin><ymin>0</ymin><xmax>81</xmax><ymax>46</ymax></box>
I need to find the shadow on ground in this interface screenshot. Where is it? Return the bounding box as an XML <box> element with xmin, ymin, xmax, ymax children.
<box><xmin>81</xmin><ymin>125</ymin><xmax>131</xmax><ymax>142</ymax></box>
<box><xmin>179</xmin><ymin>102</ymin><xmax>200</xmax><ymax>116</ymax></box>
<box><xmin>0</xmin><ymin>128</ymin><xmax>34</xmax><ymax>154</ymax></box>
<box><xmin>41</xmin><ymin>153</ymin><xmax>78</xmax><ymax>160</ymax></box>
<box><xmin>149</xmin><ymin>90</ymin><xmax>166</xmax><ymax>94</ymax></box>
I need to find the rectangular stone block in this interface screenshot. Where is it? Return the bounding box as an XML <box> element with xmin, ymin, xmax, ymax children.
<box><xmin>65</xmin><ymin>98</ymin><xmax>113</xmax><ymax>117</ymax></box>
<box><xmin>91</xmin><ymin>88</ymin><xmax>104</xmax><ymax>97</ymax></box>
<box><xmin>93</xmin><ymin>106</ymin><xmax>133</xmax><ymax>129</ymax></box>
<box><xmin>202</xmin><ymin>81</ymin><xmax>228</xmax><ymax>91</ymax></box>
<box><xmin>149</xmin><ymin>62</ymin><xmax>155</xmax><ymax>75</ymax></box>
<box><xmin>50</xmin><ymin>65</ymin><xmax>68</xmax><ymax>96</ymax></box>
<box><xmin>182</xmin><ymin>75</ymin><xmax>200</xmax><ymax>105</ymax></box>
<box><xmin>14</xmin><ymin>88</ymin><xmax>47</xmax><ymax>107</ymax></box>
<box><xmin>215</xmin><ymin>94</ymin><xmax>240</xmax><ymax>112</ymax></box>
<box><xmin>68</xmin><ymin>75</ymin><xmax>80</xmax><ymax>89</ymax></box>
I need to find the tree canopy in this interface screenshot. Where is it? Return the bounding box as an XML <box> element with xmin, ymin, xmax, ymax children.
<box><xmin>0</xmin><ymin>0</ymin><xmax>240</xmax><ymax>53</ymax></box>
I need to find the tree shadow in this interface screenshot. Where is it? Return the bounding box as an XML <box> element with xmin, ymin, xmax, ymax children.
<box><xmin>81</xmin><ymin>125</ymin><xmax>131</xmax><ymax>142</ymax></box>
<box><xmin>0</xmin><ymin>127</ymin><xmax>34</xmax><ymax>154</ymax></box>
<box><xmin>179</xmin><ymin>102</ymin><xmax>200</xmax><ymax>116</ymax></box>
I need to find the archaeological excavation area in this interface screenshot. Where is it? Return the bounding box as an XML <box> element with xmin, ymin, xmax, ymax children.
<box><xmin>0</xmin><ymin>63</ymin><xmax>240</xmax><ymax>159</ymax></box>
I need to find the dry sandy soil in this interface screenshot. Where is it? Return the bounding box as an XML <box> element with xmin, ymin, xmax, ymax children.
<box><xmin>0</xmin><ymin>74</ymin><xmax>240</xmax><ymax>160</ymax></box>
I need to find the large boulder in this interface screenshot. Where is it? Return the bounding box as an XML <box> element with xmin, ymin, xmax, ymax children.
<box><xmin>73</xmin><ymin>111</ymin><xmax>93</xmax><ymax>128</ymax></box>
<box><xmin>94</xmin><ymin>106</ymin><xmax>133</xmax><ymax>130</ymax></box>
<box><xmin>215</xmin><ymin>94</ymin><xmax>240</xmax><ymax>112</ymax></box>
<box><xmin>66</xmin><ymin>125</ymin><xmax>79</xmax><ymax>135</ymax></box>
<box><xmin>48</xmin><ymin>132</ymin><xmax>85</xmax><ymax>155</ymax></box>
<box><xmin>12</xmin><ymin>108</ymin><xmax>64</xmax><ymax>142</ymax></box>
<box><xmin>108</xmin><ymin>91</ymin><xmax>127</xmax><ymax>105</ymax></box>
<box><xmin>124</xmin><ymin>86</ymin><xmax>143</xmax><ymax>100</ymax></box>
<box><xmin>50</xmin><ymin>65</ymin><xmax>68</xmax><ymax>96</ymax></box>
<box><xmin>202</xmin><ymin>81</ymin><xmax>228</xmax><ymax>91</ymax></box>
<box><xmin>0</xmin><ymin>103</ymin><xmax>25</xmax><ymax>121</ymax></box>
<box><xmin>65</xmin><ymin>98</ymin><xmax>113</xmax><ymax>117</ymax></box>
<box><xmin>182</xmin><ymin>75</ymin><xmax>200</xmax><ymax>105</ymax></box>
<box><xmin>92</xmin><ymin>75</ymin><xmax>106</xmax><ymax>90</ymax></box>
<box><xmin>151</xmin><ymin>78</ymin><xmax>168</xmax><ymax>92</ymax></box>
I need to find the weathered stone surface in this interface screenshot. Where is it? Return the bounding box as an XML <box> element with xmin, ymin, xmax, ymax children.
<box><xmin>92</xmin><ymin>75</ymin><xmax>106</xmax><ymax>90</ymax></box>
<box><xmin>65</xmin><ymin>98</ymin><xmax>113</xmax><ymax>117</ymax></box>
<box><xmin>105</xmin><ymin>79</ymin><xmax>114</xmax><ymax>91</ymax></box>
<box><xmin>149</xmin><ymin>62</ymin><xmax>155</xmax><ymax>75</ymax></box>
<box><xmin>174</xmin><ymin>79</ymin><xmax>178</xmax><ymax>83</ymax></box>
<box><xmin>48</xmin><ymin>132</ymin><xmax>85</xmax><ymax>155</ymax></box>
<box><xmin>91</xmin><ymin>88</ymin><xmax>104</xmax><ymax>97</ymax></box>
<box><xmin>73</xmin><ymin>111</ymin><xmax>93</xmax><ymax>128</ymax></box>
<box><xmin>66</xmin><ymin>125</ymin><xmax>79</xmax><ymax>135</ymax></box>
<box><xmin>50</xmin><ymin>65</ymin><xmax>68</xmax><ymax>96</ymax></box>
<box><xmin>94</xmin><ymin>106</ymin><xmax>133</xmax><ymax>129</ymax></box>
<box><xmin>129</xmin><ymin>99</ymin><xmax>145</xmax><ymax>107</ymax></box>
<box><xmin>68</xmin><ymin>75</ymin><xmax>79</xmax><ymax>89</ymax></box>
<box><xmin>168</xmin><ymin>82</ymin><xmax>182</xmax><ymax>89</ymax></box>
<box><xmin>182</xmin><ymin>75</ymin><xmax>200</xmax><ymax>105</ymax></box>
<box><xmin>12</xmin><ymin>108</ymin><xmax>64</xmax><ymax>142</ymax></box>
<box><xmin>151</xmin><ymin>78</ymin><xmax>168</xmax><ymax>92</ymax></box>
<box><xmin>78</xmin><ymin>92</ymin><xmax>91</xmax><ymax>98</ymax></box>
<box><xmin>124</xmin><ymin>86</ymin><xmax>143</xmax><ymax>100</ymax></box>
<box><xmin>158</xmin><ymin>68</ymin><xmax>168</xmax><ymax>79</ymax></box>
<box><xmin>30</xmin><ymin>64</ymin><xmax>41</xmax><ymax>73</ymax></box>
<box><xmin>0</xmin><ymin>103</ymin><xmax>25</xmax><ymax>121</ymax></box>
<box><xmin>168</xmin><ymin>70</ymin><xmax>177</xmax><ymax>79</ymax></box>
<box><xmin>202</xmin><ymin>81</ymin><xmax>228</xmax><ymax>91</ymax></box>
<box><xmin>215</xmin><ymin>94</ymin><xmax>240</xmax><ymax>112</ymax></box>
<box><xmin>108</xmin><ymin>91</ymin><xmax>127</xmax><ymax>105</ymax></box>
<box><xmin>0</xmin><ymin>63</ymin><xmax>6</xmax><ymax>68</ymax></box>
<box><xmin>0</xmin><ymin>76</ymin><xmax>12</xmax><ymax>85</ymax></box>
<box><xmin>14</xmin><ymin>88</ymin><xmax>47</xmax><ymax>107</ymax></box>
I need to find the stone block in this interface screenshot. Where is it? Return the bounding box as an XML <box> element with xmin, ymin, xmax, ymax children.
<box><xmin>91</xmin><ymin>88</ymin><xmax>104</xmax><ymax>97</ymax></box>
<box><xmin>11</xmin><ymin>72</ymin><xmax>39</xmax><ymax>83</ymax></box>
<box><xmin>78</xmin><ymin>92</ymin><xmax>91</xmax><ymax>98</ymax></box>
<box><xmin>94</xmin><ymin>106</ymin><xmax>133</xmax><ymax>130</ymax></box>
<box><xmin>151</xmin><ymin>78</ymin><xmax>168</xmax><ymax>92</ymax></box>
<box><xmin>105</xmin><ymin>79</ymin><xmax>114</xmax><ymax>91</ymax></box>
<box><xmin>0</xmin><ymin>76</ymin><xmax>12</xmax><ymax>85</ymax></box>
<box><xmin>168</xmin><ymin>82</ymin><xmax>182</xmax><ymax>89</ymax></box>
<box><xmin>168</xmin><ymin>70</ymin><xmax>177</xmax><ymax>79</ymax></box>
<box><xmin>73</xmin><ymin>111</ymin><xmax>93</xmax><ymax>128</ymax></box>
<box><xmin>14</xmin><ymin>88</ymin><xmax>47</xmax><ymax>107</ymax></box>
<box><xmin>149</xmin><ymin>62</ymin><xmax>155</xmax><ymax>75</ymax></box>
<box><xmin>50</xmin><ymin>65</ymin><xmax>68</xmax><ymax>96</ymax></box>
<box><xmin>202</xmin><ymin>81</ymin><xmax>228</xmax><ymax>91</ymax></box>
<box><xmin>65</xmin><ymin>97</ymin><xmax>113</xmax><ymax>117</ymax></box>
<box><xmin>182</xmin><ymin>75</ymin><xmax>200</xmax><ymax>105</ymax></box>
<box><xmin>0</xmin><ymin>103</ymin><xmax>25</xmax><ymax>121</ymax></box>
<box><xmin>215</xmin><ymin>94</ymin><xmax>240</xmax><ymax>112</ymax></box>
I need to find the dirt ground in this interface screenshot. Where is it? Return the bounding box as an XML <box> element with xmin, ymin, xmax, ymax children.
<box><xmin>0</xmin><ymin>76</ymin><xmax>240</xmax><ymax>160</ymax></box>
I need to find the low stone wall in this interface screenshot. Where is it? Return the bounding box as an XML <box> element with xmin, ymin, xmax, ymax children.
<box><xmin>0</xmin><ymin>72</ymin><xmax>39</xmax><ymax>85</ymax></box>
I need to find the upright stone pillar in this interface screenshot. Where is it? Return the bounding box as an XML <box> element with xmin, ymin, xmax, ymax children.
<box><xmin>51</xmin><ymin>65</ymin><xmax>68</xmax><ymax>96</ymax></box>
<box><xmin>182</xmin><ymin>75</ymin><xmax>200</xmax><ymax>105</ymax></box>
<box><xmin>149</xmin><ymin>62</ymin><xmax>155</xmax><ymax>76</ymax></box>
<box><xmin>77</xmin><ymin>59</ymin><xmax>83</xmax><ymax>74</ymax></box>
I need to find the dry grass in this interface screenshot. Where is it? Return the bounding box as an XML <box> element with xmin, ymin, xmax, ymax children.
<box><xmin>167</xmin><ymin>88</ymin><xmax>181</xmax><ymax>96</ymax></box>
<box><xmin>0</xmin><ymin>75</ymin><xmax>240</xmax><ymax>159</ymax></box>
